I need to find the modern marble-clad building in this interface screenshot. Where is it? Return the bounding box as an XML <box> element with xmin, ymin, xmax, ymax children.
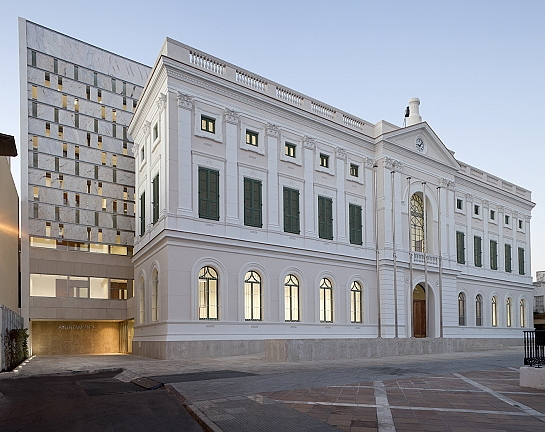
<box><xmin>129</xmin><ymin>37</ymin><xmax>535</xmax><ymax>359</ymax></box>
<box><xmin>19</xmin><ymin>19</ymin><xmax>150</xmax><ymax>354</ymax></box>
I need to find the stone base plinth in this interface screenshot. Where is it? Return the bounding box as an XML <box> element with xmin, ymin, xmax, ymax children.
<box><xmin>265</xmin><ymin>337</ymin><xmax>523</xmax><ymax>362</ymax></box>
<box><xmin>520</xmin><ymin>366</ymin><xmax>545</xmax><ymax>389</ymax></box>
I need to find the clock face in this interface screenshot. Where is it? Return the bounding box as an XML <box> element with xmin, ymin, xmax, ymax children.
<box><xmin>415</xmin><ymin>138</ymin><xmax>425</xmax><ymax>153</ymax></box>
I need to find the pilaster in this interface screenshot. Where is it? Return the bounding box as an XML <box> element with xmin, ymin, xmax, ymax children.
<box><xmin>303</xmin><ymin>136</ymin><xmax>316</xmax><ymax>237</ymax></box>
<box><xmin>267</xmin><ymin>123</ymin><xmax>280</xmax><ymax>231</ymax></box>
<box><xmin>177</xmin><ymin>92</ymin><xmax>193</xmax><ymax>214</ymax></box>
<box><xmin>225</xmin><ymin>108</ymin><xmax>240</xmax><ymax>223</ymax></box>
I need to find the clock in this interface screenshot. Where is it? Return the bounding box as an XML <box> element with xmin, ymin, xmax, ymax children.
<box><xmin>415</xmin><ymin>138</ymin><xmax>425</xmax><ymax>153</ymax></box>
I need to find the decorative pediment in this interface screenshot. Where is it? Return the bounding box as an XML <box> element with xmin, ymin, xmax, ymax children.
<box><xmin>380</xmin><ymin>122</ymin><xmax>461</xmax><ymax>171</ymax></box>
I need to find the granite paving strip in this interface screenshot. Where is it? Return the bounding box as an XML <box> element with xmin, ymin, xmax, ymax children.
<box><xmin>373</xmin><ymin>381</ymin><xmax>396</xmax><ymax>432</ymax></box>
<box><xmin>453</xmin><ymin>372</ymin><xmax>545</xmax><ymax>422</ymax></box>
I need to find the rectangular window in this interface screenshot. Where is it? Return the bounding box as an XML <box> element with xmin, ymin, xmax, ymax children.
<box><xmin>94</xmin><ymin>166</ymin><xmax>99</xmax><ymax>179</ymax></box>
<box><xmin>54</xmin><ymin>157</ymin><xmax>59</xmax><ymax>172</ymax></box>
<box><xmin>102</xmin><ymin>152</ymin><xmax>106</xmax><ymax>165</ymax></box>
<box><xmin>86</xmin><ymin>85</ymin><xmax>90</xmax><ymax>100</ymax></box>
<box><xmin>112</xmin><ymin>169</ymin><xmax>117</xmax><ymax>183</ymax></box>
<box><xmin>518</xmin><ymin>248</ymin><xmax>525</xmax><ymax>275</ymax></box>
<box><xmin>153</xmin><ymin>123</ymin><xmax>158</xmax><ymax>141</ymax></box>
<box><xmin>505</xmin><ymin>244</ymin><xmax>512</xmax><ymax>273</ymax></box>
<box><xmin>33</xmin><ymin>186</ymin><xmax>39</xmax><ymax>201</ymax></box>
<box><xmin>46</xmin><ymin>222</ymin><xmax>51</xmax><ymax>237</ymax></box>
<box><xmin>456</xmin><ymin>199</ymin><xmax>463</xmax><ymax>210</ymax></box>
<box><xmin>152</xmin><ymin>174</ymin><xmax>160</xmax><ymax>224</ymax></box>
<box><xmin>98</xmin><ymin>229</ymin><xmax>102</xmax><ymax>242</ymax></box>
<box><xmin>59</xmin><ymin>175</ymin><xmax>64</xmax><ymax>189</ymax></box>
<box><xmin>46</xmin><ymin>122</ymin><xmax>50</xmax><ymax>137</ymax></box>
<box><xmin>283</xmin><ymin>187</ymin><xmax>300</xmax><ymax>234</ymax></box>
<box><xmin>63</xmin><ymin>143</ymin><xmax>67</xmax><ymax>157</ymax></box>
<box><xmin>94</xmin><ymin>72</ymin><xmax>98</xmax><ymax>87</ymax></box>
<box><xmin>33</xmin><ymin>136</ymin><xmax>38</xmax><ymax>149</ymax></box>
<box><xmin>124</xmin><ymin>202</ymin><xmax>128</xmax><ymax>214</ymax></box>
<box><xmin>54</xmin><ymin>58</ymin><xmax>58</xmax><ymax>74</ymax></box>
<box><xmin>112</xmin><ymin>109</ymin><xmax>117</xmax><ymax>122</ymax></box>
<box><xmin>86</xmin><ymin>181</ymin><xmax>91</xmax><ymax>194</ymax></box>
<box><xmin>102</xmin><ymin>198</ymin><xmax>107</xmax><ymax>210</ymax></box>
<box><xmin>456</xmin><ymin>231</ymin><xmax>465</xmax><ymax>264</ymax></box>
<box><xmin>98</xmin><ymin>182</ymin><xmax>102</xmax><ymax>195</ymax></box>
<box><xmin>95</xmin><ymin>212</ymin><xmax>99</xmax><ymax>226</ymax></box>
<box><xmin>111</xmin><ymin>78</ymin><xmax>116</xmax><ymax>93</ymax></box>
<box><xmin>31</xmin><ymin>85</ymin><xmax>37</xmax><ymax>99</ymax></box>
<box><xmin>75</xmin><ymin>194</ymin><xmax>80</xmax><ymax>207</ymax></box>
<box><xmin>349</xmin><ymin>203</ymin><xmax>363</xmax><ymax>245</ymax></box>
<box><xmin>319</xmin><ymin>153</ymin><xmax>329</xmax><ymax>168</ymax></box>
<box><xmin>123</xmin><ymin>142</ymin><xmax>127</xmax><ymax>155</ymax></box>
<box><xmin>101</xmin><ymin>106</ymin><xmax>105</xmax><ymax>119</ymax></box>
<box><xmin>59</xmin><ymin>224</ymin><xmax>64</xmax><ymax>238</ymax></box>
<box><xmin>31</xmin><ymin>50</ymin><xmax>36</xmax><ymax>66</ymax></box>
<box><xmin>112</xmin><ymin>214</ymin><xmax>117</xmax><ymax>229</ymax></box>
<box><xmin>75</xmin><ymin>210</ymin><xmax>80</xmax><ymax>224</ymax></box>
<box><xmin>490</xmin><ymin>209</ymin><xmax>495</xmax><ymax>220</ymax></box>
<box><xmin>112</xmin><ymin>124</ymin><xmax>116</xmax><ymax>138</ymax></box>
<box><xmin>474</xmin><ymin>204</ymin><xmax>480</xmax><ymax>216</ymax></box>
<box><xmin>75</xmin><ymin>113</ymin><xmax>79</xmax><ymax>128</ymax></box>
<box><xmin>490</xmin><ymin>240</ymin><xmax>498</xmax><ymax>270</ymax></box>
<box><xmin>133</xmin><ymin>100</ymin><xmax>137</xmax><ymax>112</ymax></box>
<box><xmin>246</xmin><ymin>130</ymin><xmax>258</xmax><ymax>146</ymax></box>
<box><xmin>75</xmin><ymin>146</ymin><xmax>79</xmax><ymax>160</ymax></box>
<box><xmin>45</xmin><ymin>72</ymin><xmax>50</xmax><ymax>87</ymax></box>
<box><xmin>505</xmin><ymin>214</ymin><xmax>510</xmax><ymax>225</ymax></box>
<box><xmin>98</xmin><ymin>136</ymin><xmax>102</xmax><ymax>149</ymax></box>
<box><xmin>46</xmin><ymin>172</ymin><xmax>51</xmax><ymax>187</ymax></box>
<box><xmin>74</xmin><ymin>98</ymin><xmax>79</xmax><ymax>112</ymax></box>
<box><xmin>97</xmin><ymin>89</ymin><xmax>102</xmax><ymax>103</ymax></box>
<box><xmin>75</xmin><ymin>161</ymin><xmax>79</xmax><ymax>175</ymax></box>
<box><xmin>122</xmin><ymin>81</ymin><xmax>126</xmax><ymax>96</ymax></box>
<box><xmin>318</xmin><ymin>196</ymin><xmax>333</xmax><ymax>240</ymax></box>
<box><xmin>58</xmin><ymin>126</ymin><xmax>63</xmax><ymax>139</ymax></box>
<box><xmin>112</xmin><ymin>155</ymin><xmax>116</xmax><ymax>167</ymax></box>
<box><xmin>87</xmin><ymin>227</ymin><xmax>91</xmax><ymax>241</ymax></box>
<box><xmin>86</xmin><ymin>133</ymin><xmax>91</xmax><ymax>146</ymax></box>
<box><xmin>123</xmin><ymin>127</ymin><xmax>127</xmax><ymax>141</ymax></box>
<box><xmin>94</xmin><ymin>119</ymin><xmax>98</xmax><ymax>133</ymax></box>
<box><xmin>63</xmin><ymin>192</ymin><xmax>68</xmax><ymax>205</ymax></box>
<box><xmin>73</xmin><ymin>65</ymin><xmax>78</xmax><ymax>81</ymax></box>
<box><xmin>198</xmin><ymin>167</ymin><xmax>220</xmax><ymax>220</ymax></box>
<box><xmin>350</xmin><ymin>164</ymin><xmax>359</xmax><ymax>177</ymax></box>
<box><xmin>474</xmin><ymin>236</ymin><xmax>482</xmax><ymax>267</ymax></box>
<box><xmin>54</xmin><ymin>108</ymin><xmax>59</xmax><ymax>123</ymax></box>
<box><xmin>140</xmin><ymin>192</ymin><xmax>146</xmax><ymax>235</ymax></box>
<box><xmin>244</xmin><ymin>178</ymin><xmax>262</xmax><ymax>228</ymax></box>
<box><xmin>58</xmin><ymin>77</ymin><xmax>62</xmax><ymax>91</ymax></box>
<box><xmin>33</xmin><ymin>203</ymin><xmax>38</xmax><ymax>218</ymax></box>
<box><xmin>33</xmin><ymin>150</ymin><xmax>38</xmax><ymax>167</ymax></box>
<box><xmin>285</xmin><ymin>142</ymin><xmax>296</xmax><ymax>158</ymax></box>
<box><xmin>113</xmin><ymin>201</ymin><xmax>117</xmax><ymax>213</ymax></box>
<box><xmin>55</xmin><ymin>207</ymin><xmax>60</xmax><ymax>221</ymax></box>
<box><xmin>201</xmin><ymin>116</ymin><xmax>215</xmax><ymax>134</ymax></box>
<box><xmin>31</xmin><ymin>101</ymin><xmax>37</xmax><ymax>117</ymax></box>
<box><xmin>519</xmin><ymin>219</ymin><xmax>523</xmax><ymax>230</ymax></box>
<box><xmin>123</xmin><ymin>98</ymin><xmax>127</xmax><ymax>111</ymax></box>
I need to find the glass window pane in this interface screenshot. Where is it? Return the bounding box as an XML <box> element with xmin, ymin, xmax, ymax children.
<box><xmin>90</xmin><ymin>277</ymin><xmax>109</xmax><ymax>299</ymax></box>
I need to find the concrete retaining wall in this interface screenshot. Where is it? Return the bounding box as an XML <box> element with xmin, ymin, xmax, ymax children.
<box><xmin>265</xmin><ymin>338</ymin><xmax>523</xmax><ymax>362</ymax></box>
<box><xmin>132</xmin><ymin>339</ymin><xmax>265</xmax><ymax>360</ymax></box>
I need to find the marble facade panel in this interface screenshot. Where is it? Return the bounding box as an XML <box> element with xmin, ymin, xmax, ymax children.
<box><xmin>116</xmin><ymin>170</ymin><xmax>133</xmax><ymax>185</ymax></box>
<box><xmin>42</xmin><ymin>87</ymin><xmax>63</xmax><ymax>107</ymax></box>
<box><xmin>28</xmin><ymin>117</ymin><xmax>46</xmax><ymax>136</ymax></box>
<box><xmin>27</xmin><ymin>66</ymin><xmax>45</xmax><ymax>84</ymax></box>
<box><xmin>29</xmin><ymin>219</ymin><xmax>45</xmax><ymax>236</ymax></box>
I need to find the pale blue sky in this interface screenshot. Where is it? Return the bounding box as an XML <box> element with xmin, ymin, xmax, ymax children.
<box><xmin>1</xmin><ymin>1</ymin><xmax>544</xmax><ymax>276</ymax></box>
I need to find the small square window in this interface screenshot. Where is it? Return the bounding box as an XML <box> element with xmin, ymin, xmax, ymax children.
<box><xmin>490</xmin><ymin>210</ymin><xmax>495</xmax><ymax>220</ymax></box>
<box><xmin>350</xmin><ymin>164</ymin><xmax>359</xmax><ymax>177</ymax></box>
<box><xmin>246</xmin><ymin>130</ymin><xmax>258</xmax><ymax>146</ymax></box>
<box><xmin>201</xmin><ymin>116</ymin><xmax>215</xmax><ymax>134</ymax></box>
<box><xmin>285</xmin><ymin>142</ymin><xmax>296</xmax><ymax>158</ymax></box>
<box><xmin>320</xmin><ymin>153</ymin><xmax>329</xmax><ymax>168</ymax></box>
<box><xmin>519</xmin><ymin>219</ymin><xmax>523</xmax><ymax>229</ymax></box>
<box><xmin>505</xmin><ymin>215</ymin><xmax>510</xmax><ymax>225</ymax></box>
<box><xmin>456</xmin><ymin>199</ymin><xmax>463</xmax><ymax>210</ymax></box>
<box><xmin>474</xmin><ymin>205</ymin><xmax>479</xmax><ymax>216</ymax></box>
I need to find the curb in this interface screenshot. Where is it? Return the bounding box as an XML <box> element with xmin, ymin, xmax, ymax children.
<box><xmin>0</xmin><ymin>367</ymin><xmax>123</xmax><ymax>380</ymax></box>
<box><xmin>165</xmin><ymin>384</ymin><xmax>222</xmax><ymax>432</ymax></box>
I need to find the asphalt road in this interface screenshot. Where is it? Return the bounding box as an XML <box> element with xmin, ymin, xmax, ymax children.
<box><xmin>0</xmin><ymin>370</ymin><xmax>203</xmax><ymax>432</ymax></box>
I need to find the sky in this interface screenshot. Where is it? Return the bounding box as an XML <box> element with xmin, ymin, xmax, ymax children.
<box><xmin>0</xmin><ymin>0</ymin><xmax>544</xmax><ymax>278</ymax></box>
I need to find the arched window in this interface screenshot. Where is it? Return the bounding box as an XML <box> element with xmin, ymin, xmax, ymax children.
<box><xmin>475</xmin><ymin>294</ymin><xmax>483</xmax><ymax>327</ymax></box>
<box><xmin>244</xmin><ymin>271</ymin><xmax>262</xmax><ymax>321</ymax></box>
<box><xmin>458</xmin><ymin>292</ymin><xmax>466</xmax><ymax>326</ymax></box>
<box><xmin>410</xmin><ymin>194</ymin><xmax>425</xmax><ymax>252</ymax></box>
<box><xmin>199</xmin><ymin>266</ymin><xmax>218</xmax><ymax>320</ymax></box>
<box><xmin>151</xmin><ymin>268</ymin><xmax>159</xmax><ymax>322</ymax></box>
<box><xmin>506</xmin><ymin>297</ymin><xmax>512</xmax><ymax>327</ymax></box>
<box><xmin>319</xmin><ymin>278</ymin><xmax>333</xmax><ymax>323</ymax></box>
<box><xmin>139</xmin><ymin>276</ymin><xmax>145</xmax><ymax>324</ymax></box>
<box><xmin>492</xmin><ymin>295</ymin><xmax>498</xmax><ymax>327</ymax></box>
<box><xmin>284</xmin><ymin>274</ymin><xmax>300</xmax><ymax>322</ymax></box>
<box><xmin>350</xmin><ymin>281</ymin><xmax>362</xmax><ymax>323</ymax></box>
<box><xmin>520</xmin><ymin>298</ymin><xmax>526</xmax><ymax>328</ymax></box>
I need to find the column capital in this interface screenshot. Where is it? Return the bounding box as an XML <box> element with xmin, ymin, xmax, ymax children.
<box><xmin>224</xmin><ymin>108</ymin><xmax>240</xmax><ymax>124</ymax></box>
<box><xmin>177</xmin><ymin>92</ymin><xmax>194</xmax><ymax>110</ymax></box>
<box><xmin>303</xmin><ymin>136</ymin><xmax>316</xmax><ymax>150</ymax></box>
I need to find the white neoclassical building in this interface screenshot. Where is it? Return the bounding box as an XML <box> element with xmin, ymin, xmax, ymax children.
<box><xmin>129</xmin><ymin>37</ymin><xmax>535</xmax><ymax>359</ymax></box>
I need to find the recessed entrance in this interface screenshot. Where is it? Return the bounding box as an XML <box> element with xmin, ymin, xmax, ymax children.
<box><xmin>413</xmin><ymin>284</ymin><xmax>426</xmax><ymax>338</ymax></box>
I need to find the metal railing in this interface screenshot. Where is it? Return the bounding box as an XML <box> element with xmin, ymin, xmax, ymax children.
<box><xmin>523</xmin><ymin>330</ymin><xmax>545</xmax><ymax>366</ymax></box>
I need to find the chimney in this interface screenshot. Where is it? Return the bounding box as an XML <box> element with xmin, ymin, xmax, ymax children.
<box><xmin>407</xmin><ymin>97</ymin><xmax>422</xmax><ymax>126</ymax></box>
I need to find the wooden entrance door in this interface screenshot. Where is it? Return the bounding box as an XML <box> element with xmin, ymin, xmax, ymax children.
<box><xmin>413</xmin><ymin>300</ymin><xmax>426</xmax><ymax>338</ymax></box>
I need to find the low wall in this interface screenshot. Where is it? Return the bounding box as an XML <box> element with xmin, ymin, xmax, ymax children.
<box><xmin>132</xmin><ymin>339</ymin><xmax>265</xmax><ymax>360</ymax></box>
<box><xmin>520</xmin><ymin>366</ymin><xmax>545</xmax><ymax>390</ymax></box>
<box><xmin>265</xmin><ymin>337</ymin><xmax>523</xmax><ymax>362</ymax></box>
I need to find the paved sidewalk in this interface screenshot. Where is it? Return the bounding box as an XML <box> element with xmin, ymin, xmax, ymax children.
<box><xmin>3</xmin><ymin>348</ymin><xmax>545</xmax><ymax>431</ymax></box>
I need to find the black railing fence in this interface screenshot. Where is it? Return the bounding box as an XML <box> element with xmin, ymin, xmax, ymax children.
<box><xmin>523</xmin><ymin>330</ymin><xmax>545</xmax><ymax>366</ymax></box>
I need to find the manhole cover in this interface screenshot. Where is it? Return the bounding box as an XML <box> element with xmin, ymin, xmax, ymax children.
<box><xmin>78</xmin><ymin>378</ymin><xmax>148</xmax><ymax>396</ymax></box>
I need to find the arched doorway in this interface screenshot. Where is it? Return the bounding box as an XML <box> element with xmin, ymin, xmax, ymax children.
<box><xmin>413</xmin><ymin>284</ymin><xmax>426</xmax><ymax>338</ymax></box>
